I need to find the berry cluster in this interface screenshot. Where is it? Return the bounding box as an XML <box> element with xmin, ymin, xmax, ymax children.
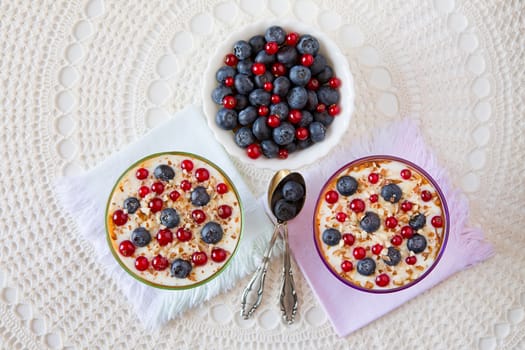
<box><xmin>212</xmin><ymin>25</ymin><xmax>342</xmax><ymax>160</ymax></box>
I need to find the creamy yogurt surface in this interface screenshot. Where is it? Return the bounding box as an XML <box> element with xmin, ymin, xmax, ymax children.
<box><xmin>106</xmin><ymin>153</ymin><xmax>242</xmax><ymax>288</ymax></box>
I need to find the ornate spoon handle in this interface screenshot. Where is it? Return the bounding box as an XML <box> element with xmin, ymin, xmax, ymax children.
<box><xmin>240</xmin><ymin>223</ymin><xmax>282</xmax><ymax>319</ymax></box>
<box><xmin>279</xmin><ymin>223</ymin><xmax>298</xmax><ymax>324</ymax></box>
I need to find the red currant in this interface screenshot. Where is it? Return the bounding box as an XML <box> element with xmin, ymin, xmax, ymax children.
<box><xmin>246</xmin><ymin>143</ymin><xmax>262</xmax><ymax>159</ymax></box>
<box><xmin>267</xmin><ymin>114</ymin><xmax>281</xmax><ymax>128</ymax></box>
<box><xmin>211</xmin><ymin>248</ymin><xmax>227</xmax><ymax>262</ymax></box>
<box><xmin>112</xmin><ymin>210</ymin><xmax>128</xmax><ymax>226</ymax></box>
<box><xmin>192</xmin><ymin>251</ymin><xmax>208</xmax><ymax>266</ymax></box>
<box><xmin>421</xmin><ymin>190</ymin><xmax>432</xmax><ymax>202</ymax></box>
<box><xmin>371</xmin><ymin>244</ymin><xmax>383</xmax><ymax>255</ymax></box>
<box><xmin>271</xmin><ymin>94</ymin><xmax>281</xmax><ymax>104</ymax></box>
<box><xmin>258</xmin><ymin>105</ymin><xmax>269</xmax><ymax>116</ymax></box>
<box><xmin>118</xmin><ymin>240</ymin><xmax>135</xmax><ymax>257</ymax></box>
<box><xmin>391</xmin><ymin>234</ymin><xmax>403</xmax><ymax>246</ymax></box>
<box><xmin>169</xmin><ymin>190</ymin><xmax>180</xmax><ymax>201</ymax></box>
<box><xmin>192</xmin><ymin>209</ymin><xmax>206</xmax><ymax>224</ymax></box>
<box><xmin>400</xmin><ymin>168</ymin><xmax>412</xmax><ymax>180</ymax></box>
<box><xmin>316</xmin><ymin>103</ymin><xmax>326</xmax><ymax>113</ymax></box>
<box><xmin>156</xmin><ymin>229</ymin><xmax>173</xmax><ymax>246</ymax></box>
<box><xmin>353</xmin><ymin>246</ymin><xmax>366</xmax><ymax>260</ymax></box>
<box><xmin>368</xmin><ymin>173</ymin><xmax>379</xmax><ymax>184</ymax></box>
<box><xmin>405</xmin><ymin>256</ymin><xmax>417</xmax><ymax>265</ymax></box>
<box><xmin>306</xmin><ymin>78</ymin><xmax>319</xmax><ymax>90</ymax></box>
<box><xmin>195</xmin><ymin>168</ymin><xmax>210</xmax><ymax>182</ymax></box>
<box><xmin>341</xmin><ymin>260</ymin><xmax>353</xmax><ymax>272</ymax></box>
<box><xmin>325</xmin><ymin>190</ymin><xmax>339</xmax><ymax>204</ymax></box>
<box><xmin>278</xmin><ymin>149</ymin><xmax>288</xmax><ymax>159</ymax></box>
<box><xmin>135</xmin><ymin>256</ymin><xmax>149</xmax><ymax>271</ymax></box>
<box><xmin>295</xmin><ymin>127</ymin><xmax>309</xmax><ymax>141</ymax></box>
<box><xmin>138</xmin><ymin>185</ymin><xmax>150</xmax><ymax>198</ymax></box>
<box><xmin>265</xmin><ymin>41</ymin><xmax>279</xmax><ymax>55</ymax></box>
<box><xmin>288</xmin><ymin>109</ymin><xmax>302</xmax><ymax>124</ymax></box>
<box><xmin>216</xmin><ymin>183</ymin><xmax>228</xmax><ymax>194</ymax></box>
<box><xmin>136</xmin><ymin>168</ymin><xmax>149</xmax><ymax>180</ymax></box>
<box><xmin>224</xmin><ymin>53</ymin><xmax>238</xmax><ymax>66</ymax></box>
<box><xmin>181</xmin><ymin>159</ymin><xmax>194</xmax><ymax>172</ymax></box>
<box><xmin>385</xmin><ymin>216</ymin><xmax>398</xmax><ymax>229</ymax></box>
<box><xmin>252</xmin><ymin>62</ymin><xmax>266</xmax><ymax>75</ymax></box>
<box><xmin>218</xmin><ymin>204</ymin><xmax>232</xmax><ymax>219</ymax></box>
<box><xmin>349</xmin><ymin>198</ymin><xmax>365</xmax><ymax>213</ymax></box>
<box><xmin>222</xmin><ymin>95</ymin><xmax>237</xmax><ymax>109</ymax></box>
<box><xmin>148</xmin><ymin>198</ymin><xmax>163</xmax><ymax>213</ymax></box>
<box><xmin>336</xmin><ymin>212</ymin><xmax>347</xmax><ymax>222</ymax></box>
<box><xmin>224</xmin><ymin>76</ymin><xmax>234</xmax><ymax>87</ymax></box>
<box><xmin>263</xmin><ymin>81</ymin><xmax>273</xmax><ymax>92</ymax></box>
<box><xmin>401</xmin><ymin>225</ymin><xmax>414</xmax><ymax>239</ymax></box>
<box><xmin>343</xmin><ymin>233</ymin><xmax>355</xmax><ymax>246</ymax></box>
<box><xmin>152</xmin><ymin>255</ymin><xmax>169</xmax><ymax>271</ymax></box>
<box><xmin>328</xmin><ymin>77</ymin><xmax>341</xmax><ymax>89</ymax></box>
<box><xmin>375</xmin><ymin>273</ymin><xmax>390</xmax><ymax>287</ymax></box>
<box><xmin>401</xmin><ymin>200</ymin><xmax>413</xmax><ymax>212</ymax></box>
<box><xmin>301</xmin><ymin>54</ymin><xmax>314</xmax><ymax>67</ymax></box>
<box><xmin>151</xmin><ymin>181</ymin><xmax>165</xmax><ymax>195</ymax></box>
<box><xmin>176</xmin><ymin>227</ymin><xmax>192</xmax><ymax>241</ymax></box>
<box><xmin>180</xmin><ymin>180</ymin><xmax>191</xmax><ymax>191</ymax></box>
<box><xmin>431</xmin><ymin>215</ymin><xmax>443</xmax><ymax>228</ymax></box>
<box><xmin>285</xmin><ymin>32</ymin><xmax>299</xmax><ymax>46</ymax></box>
<box><xmin>271</xmin><ymin>62</ymin><xmax>286</xmax><ymax>76</ymax></box>
<box><xmin>369</xmin><ymin>194</ymin><xmax>379</xmax><ymax>203</ymax></box>
<box><xmin>328</xmin><ymin>104</ymin><xmax>340</xmax><ymax>116</ymax></box>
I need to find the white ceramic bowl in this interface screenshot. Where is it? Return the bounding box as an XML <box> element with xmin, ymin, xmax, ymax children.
<box><xmin>202</xmin><ymin>20</ymin><xmax>355</xmax><ymax>170</ymax></box>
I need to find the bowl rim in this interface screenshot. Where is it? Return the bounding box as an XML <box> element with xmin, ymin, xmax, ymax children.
<box><xmin>105</xmin><ymin>151</ymin><xmax>244</xmax><ymax>290</ymax></box>
<box><xmin>202</xmin><ymin>19</ymin><xmax>355</xmax><ymax>170</ymax></box>
<box><xmin>312</xmin><ymin>155</ymin><xmax>450</xmax><ymax>294</ymax></box>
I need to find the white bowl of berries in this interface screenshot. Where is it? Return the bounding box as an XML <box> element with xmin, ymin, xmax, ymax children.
<box><xmin>202</xmin><ymin>20</ymin><xmax>354</xmax><ymax>170</ymax></box>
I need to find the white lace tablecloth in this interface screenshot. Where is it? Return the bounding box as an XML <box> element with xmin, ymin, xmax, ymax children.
<box><xmin>0</xmin><ymin>0</ymin><xmax>523</xmax><ymax>349</ymax></box>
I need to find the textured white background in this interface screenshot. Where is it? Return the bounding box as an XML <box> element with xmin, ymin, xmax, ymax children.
<box><xmin>0</xmin><ymin>0</ymin><xmax>523</xmax><ymax>349</ymax></box>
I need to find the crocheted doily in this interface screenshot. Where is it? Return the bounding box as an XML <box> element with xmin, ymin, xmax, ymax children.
<box><xmin>0</xmin><ymin>0</ymin><xmax>523</xmax><ymax>349</ymax></box>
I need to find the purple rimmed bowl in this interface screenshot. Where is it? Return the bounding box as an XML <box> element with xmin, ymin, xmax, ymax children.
<box><xmin>313</xmin><ymin>155</ymin><xmax>449</xmax><ymax>293</ymax></box>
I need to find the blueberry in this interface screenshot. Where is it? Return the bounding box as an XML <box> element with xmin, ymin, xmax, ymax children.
<box><xmin>273</xmin><ymin>122</ymin><xmax>295</xmax><ymax>145</ymax></box>
<box><xmin>316</xmin><ymin>66</ymin><xmax>334</xmax><ymax>84</ymax></box>
<box><xmin>215</xmin><ymin>108</ymin><xmax>238</xmax><ymax>130</ymax></box>
<box><xmin>190</xmin><ymin>186</ymin><xmax>210</xmax><ymax>207</ymax></box>
<box><xmin>409</xmin><ymin>213</ymin><xmax>426</xmax><ymax>230</ymax></box>
<box><xmin>289</xmin><ymin>65</ymin><xmax>312</xmax><ymax>86</ymax></box>
<box><xmin>252</xmin><ymin>117</ymin><xmax>271</xmax><ymax>140</ymax></box>
<box><xmin>255</xmin><ymin>50</ymin><xmax>275</xmax><ymax>65</ymax></box>
<box><xmin>234</xmin><ymin>74</ymin><xmax>254</xmax><ymax>94</ymax></box>
<box><xmin>233</xmin><ymin>40</ymin><xmax>252</xmax><ymax>60</ymax></box>
<box><xmin>298</xmin><ymin>110</ymin><xmax>314</xmax><ymax>128</ymax></box>
<box><xmin>154</xmin><ymin>164</ymin><xmax>175</xmax><ymax>181</ymax></box>
<box><xmin>249</xmin><ymin>89</ymin><xmax>271</xmax><ymax>106</ymax></box>
<box><xmin>383</xmin><ymin>247</ymin><xmax>402</xmax><ymax>266</ymax></box>
<box><xmin>313</xmin><ymin>111</ymin><xmax>334</xmax><ymax>127</ymax></box>
<box><xmin>273</xmin><ymin>76</ymin><xmax>291</xmax><ymax>96</ymax></box>
<box><xmin>201</xmin><ymin>221</ymin><xmax>224</xmax><ymax>244</ymax></box>
<box><xmin>322</xmin><ymin>228</ymin><xmax>341</xmax><ymax>246</ymax></box>
<box><xmin>296</xmin><ymin>34</ymin><xmax>320</xmax><ymax>55</ymax></box>
<box><xmin>407</xmin><ymin>234</ymin><xmax>427</xmax><ymax>254</ymax></box>
<box><xmin>381</xmin><ymin>183</ymin><xmax>403</xmax><ymax>203</ymax></box>
<box><xmin>287</xmin><ymin>86</ymin><xmax>308</xmax><ymax>109</ymax></box>
<box><xmin>216</xmin><ymin>66</ymin><xmax>236</xmax><ymax>83</ymax></box>
<box><xmin>160</xmin><ymin>208</ymin><xmax>180</xmax><ymax>228</ymax></box>
<box><xmin>261</xmin><ymin>140</ymin><xmax>279</xmax><ymax>158</ymax></box>
<box><xmin>270</xmin><ymin>102</ymin><xmax>289</xmax><ymax>119</ymax></box>
<box><xmin>234</xmin><ymin>94</ymin><xmax>248</xmax><ymax>111</ymax></box>
<box><xmin>238</xmin><ymin>106</ymin><xmax>258</xmax><ymax>126</ymax></box>
<box><xmin>254</xmin><ymin>71</ymin><xmax>274</xmax><ymax>88</ymax></box>
<box><xmin>309</xmin><ymin>121</ymin><xmax>326</xmax><ymax>143</ymax></box>
<box><xmin>235</xmin><ymin>127</ymin><xmax>255</xmax><ymax>148</ymax></box>
<box><xmin>305</xmin><ymin>90</ymin><xmax>318</xmax><ymax>110</ymax></box>
<box><xmin>123</xmin><ymin>197</ymin><xmax>140</xmax><ymax>214</ymax></box>
<box><xmin>237</xmin><ymin>58</ymin><xmax>254</xmax><ymax>76</ymax></box>
<box><xmin>297</xmin><ymin>138</ymin><xmax>313</xmax><ymax>150</ymax></box>
<box><xmin>249</xmin><ymin>35</ymin><xmax>266</xmax><ymax>53</ymax></box>
<box><xmin>310</xmin><ymin>54</ymin><xmax>327</xmax><ymax>75</ymax></box>
<box><xmin>130</xmin><ymin>227</ymin><xmax>151</xmax><ymax>247</ymax></box>
<box><xmin>265</xmin><ymin>26</ymin><xmax>286</xmax><ymax>44</ymax></box>
<box><xmin>360</xmin><ymin>211</ymin><xmax>381</xmax><ymax>233</ymax></box>
<box><xmin>285</xmin><ymin>141</ymin><xmax>298</xmax><ymax>153</ymax></box>
<box><xmin>317</xmin><ymin>86</ymin><xmax>340</xmax><ymax>105</ymax></box>
<box><xmin>282</xmin><ymin>181</ymin><xmax>304</xmax><ymax>202</ymax></box>
<box><xmin>276</xmin><ymin>46</ymin><xmax>298</xmax><ymax>67</ymax></box>
<box><xmin>336</xmin><ymin>176</ymin><xmax>358</xmax><ymax>196</ymax></box>
<box><xmin>170</xmin><ymin>258</ymin><xmax>192</xmax><ymax>279</ymax></box>
<box><xmin>211</xmin><ymin>85</ymin><xmax>233</xmax><ymax>104</ymax></box>
<box><xmin>356</xmin><ymin>258</ymin><xmax>376</xmax><ymax>276</ymax></box>
<box><xmin>273</xmin><ymin>199</ymin><xmax>297</xmax><ymax>221</ymax></box>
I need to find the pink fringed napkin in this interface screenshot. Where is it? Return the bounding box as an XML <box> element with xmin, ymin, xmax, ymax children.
<box><xmin>287</xmin><ymin>119</ymin><xmax>493</xmax><ymax>337</ymax></box>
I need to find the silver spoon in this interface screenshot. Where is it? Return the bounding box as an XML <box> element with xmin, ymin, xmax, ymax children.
<box><xmin>241</xmin><ymin>170</ymin><xmax>305</xmax><ymax>324</ymax></box>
